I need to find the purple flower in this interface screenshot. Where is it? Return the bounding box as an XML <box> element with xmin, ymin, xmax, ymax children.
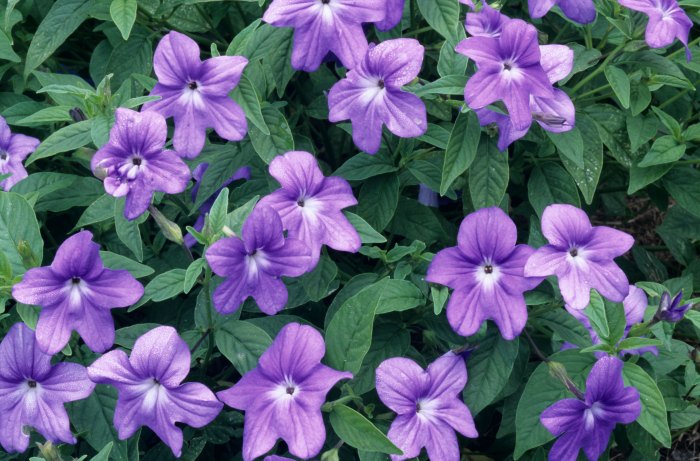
<box><xmin>465</xmin><ymin>3</ymin><xmax>509</xmax><ymax>37</ymax></box>
<box><xmin>258</xmin><ymin>151</ymin><xmax>360</xmax><ymax>266</ymax></box>
<box><xmin>0</xmin><ymin>116</ymin><xmax>39</xmax><ymax>191</ymax></box>
<box><xmin>529</xmin><ymin>0</ymin><xmax>596</xmax><ymax>24</ymax></box>
<box><xmin>87</xmin><ymin>326</ymin><xmax>222</xmax><ymax>457</ymax></box>
<box><xmin>262</xmin><ymin>0</ymin><xmax>385</xmax><ymax>72</ymax></box>
<box><xmin>426</xmin><ymin>207</ymin><xmax>541</xmax><ymax>339</ymax></box>
<box><xmin>376</xmin><ymin>0</ymin><xmax>405</xmax><ymax>30</ymax></box>
<box><xmin>460</xmin><ymin>0</ymin><xmax>477</xmax><ymax>9</ymax></box>
<box><xmin>0</xmin><ymin>323</ymin><xmax>94</xmax><ymax>453</ymax></box>
<box><xmin>328</xmin><ymin>39</ymin><xmax>427</xmax><ymax>154</ymax></box>
<box><xmin>91</xmin><ymin>108</ymin><xmax>191</xmax><ymax>220</ymax></box>
<box><xmin>264</xmin><ymin>457</ymin><xmax>294</xmax><ymax>461</ymax></box>
<box><xmin>376</xmin><ymin>353</ymin><xmax>478</xmax><ymax>461</ymax></box>
<box><xmin>217</xmin><ymin>323</ymin><xmax>352</xmax><ymax>461</ymax></box>
<box><xmin>655</xmin><ymin>290</ymin><xmax>693</xmax><ymax>322</ymax></box>
<box><xmin>524</xmin><ymin>204</ymin><xmax>634</xmax><ymax>310</ymax></box>
<box><xmin>418</xmin><ymin>184</ymin><xmax>439</xmax><ymax>208</ymax></box>
<box><xmin>618</xmin><ymin>0</ymin><xmax>692</xmax><ymax>60</ymax></box>
<box><xmin>456</xmin><ymin>19</ymin><xmax>555</xmax><ymax>131</ymax></box>
<box><xmin>143</xmin><ymin>31</ymin><xmax>249</xmax><ymax>158</ymax></box>
<box><xmin>205</xmin><ymin>204</ymin><xmax>312</xmax><ymax>315</ymax></box>
<box><xmin>12</xmin><ymin>231</ymin><xmax>144</xmax><ymax>355</ymax></box>
<box><xmin>540</xmin><ymin>356</ymin><xmax>641</xmax><ymax>461</ymax></box>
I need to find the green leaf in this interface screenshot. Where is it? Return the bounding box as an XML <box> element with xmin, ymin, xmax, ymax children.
<box><xmin>622</xmin><ymin>362</ymin><xmax>671</xmax><ymax>447</ymax></box>
<box><xmin>24</xmin><ymin>0</ymin><xmax>93</xmax><ymax>77</ymax></box>
<box><xmin>184</xmin><ymin>258</ymin><xmax>206</xmax><ymax>294</ymax></box>
<box><xmin>329</xmin><ymin>404</ymin><xmax>402</xmax><ymax>455</ymax></box>
<box><xmin>416</xmin><ymin>0</ymin><xmax>459</xmax><ymax>41</ymax></box>
<box><xmin>651</xmin><ymin>106</ymin><xmax>682</xmax><ymax>140</ymax></box>
<box><xmin>249</xmin><ymin>105</ymin><xmax>294</xmax><ymax>163</ymax></box>
<box><xmin>617</xmin><ymin>337</ymin><xmax>664</xmax><ymax>351</ymax></box>
<box><xmin>412</xmin><ymin>74</ymin><xmax>467</xmax><ymax>96</ymax></box>
<box><xmin>334</xmin><ymin>151</ymin><xmax>397</xmax><ymax>181</ymax></box>
<box><xmin>215</xmin><ymin>320</ymin><xmax>272</xmax><ymax>375</ymax></box>
<box><xmin>437</xmin><ymin>31</ymin><xmax>468</xmax><ymax>77</ymax></box>
<box><xmin>25</xmin><ymin>120</ymin><xmax>93</xmax><ymax>165</ymax></box>
<box><xmin>469</xmin><ymin>139</ymin><xmax>509</xmax><ymax>209</ymax></box>
<box><xmin>15</xmin><ymin>106</ymin><xmax>74</xmax><ymax>126</ymax></box>
<box><xmin>207</xmin><ymin>188</ymin><xmax>229</xmax><ymax>234</ymax></box>
<box><xmin>144</xmin><ymin>269</ymin><xmax>187</xmax><ymax>302</ymax></box>
<box><xmin>604</xmin><ymin>65</ymin><xmax>631</xmax><ymax>108</ymax></box>
<box><xmin>374</xmin><ymin>280</ymin><xmax>424</xmax><ymax>314</ymax></box>
<box><xmin>527</xmin><ymin>163</ymin><xmax>580</xmax><ymax>217</ymax></box>
<box><xmin>90</xmin><ymin>442</ymin><xmax>114</xmax><ymax>461</ymax></box>
<box><xmin>357</xmin><ymin>173</ymin><xmax>399</xmax><ymax>231</ymax></box>
<box><xmin>300</xmin><ymin>253</ymin><xmax>338</xmax><ymax>301</ymax></box>
<box><xmin>389</xmin><ymin>197</ymin><xmax>447</xmax><ymax>245</ymax></box>
<box><xmin>110</xmin><ymin>0</ymin><xmax>137</xmax><ymax>40</ymax></box>
<box><xmin>351</xmin><ymin>323</ymin><xmax>410</xmax><ymax>395</ymax></box>
<box><xmin>626</xmin><ymin>114</ymin><xmax>659</xmax><ymax>153</ymax></box>
<box><xmin>431</xmin><ymin>285</ymin><xmax>449</xmax><ymax>315</ymax></box>
<box><xmin>232</xmin><ymin>75</ymin><xmax>269</xmax><ymax>135</ymax></box>
<box><xmin>638</xmin><ymin>136</ymin><xmax>686</xmax><ymax>167</ymax></box>
<box><xmin>114</xmin><ymin>199</ymin><xmax>144</xmax><ymax>262</ymax></box>
<box><xmin>547</xmin><ymin>127</ymin><xmax>584</xmax><ymax>168</ymax></box>
<box><xmin>74</xmin><ymin>194</ymin><xmax>117</xmax><ymax>229</ymax></box>
<box><xmin>440</xmin><ymin>111</ymin><xmax>480</xmax><ymax>195</ymax></box>
<box><xmin>584</xmin><ymin>291</ymin><xmax>625</xmax><ymax>345</ymax></box>
<box><xmin>344</xmin><ymin>211</ymin><xmax>386</xmax><ymax>244</ymax></box>
<box><xmin>191</xmin><ymin>145</ymin><xmax>252</xmax><ymax>212</ymax></box>
<box><xmin>0</xmin><ymin>192</ymin><xmax>43</xmax><ymax>275</ymax></box>
<box><xmin>662</xmin><ymin>167</ymin><xmax>700</xmax><ymax>218</ymax></box>
<box><xmin>100</xmin><ymin>251</ymin><xmax>154</xmax><ymax>278</ymax></box>
<box><xmin>560</xmin><ymin>115</ymin><xmax>603</xmax><ymax>204</ymax></box>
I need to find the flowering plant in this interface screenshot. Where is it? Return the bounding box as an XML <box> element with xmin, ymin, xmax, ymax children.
<box><xmin>0</xmin><ymin>0</ymin><xmax>698</xmax><ymax>460</ymax></box>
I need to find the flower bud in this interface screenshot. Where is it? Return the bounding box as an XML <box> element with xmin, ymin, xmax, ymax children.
<box><xmin>149</xmin><ymin>206</ymin><xmax>184</xmax><ymax>245</ymax></box>
<box><xmin>17</xmin><ymin>240</ymin><xmax>39</xmax><ymax>269</ymax></box>
<box><xmin>655</xmin><ymin>290</ymin><xmax>693</xmax><ymax>323</ymax></box>
<box><xmin>548</xmin><ymin>361</ymin><xmax>585</xmax><ymax>400</ymax></box>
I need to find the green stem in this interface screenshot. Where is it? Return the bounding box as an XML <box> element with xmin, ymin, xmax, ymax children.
<box><xmin>584</xmin><ymin>25</ymin><xmax>593</xmax><ymax>49</ymax></box>
<box><xmin>573</xmin><ymin>83</ymin><xmax>611</xmax><ymax>101</ymax></box>
<box><xmin>571</xmin><ymin>42</ymin><xmax>626</xmax><ymax>93</ymax></box>
<box><xmin>404</xmin><ymin>26</ymin><xmax>433</xmax><ymax>37</ymax></box>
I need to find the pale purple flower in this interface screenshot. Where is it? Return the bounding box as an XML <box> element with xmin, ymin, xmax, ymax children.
<box><xmin>91</xmin><ymin>108</ymin><xmax>191</xmax><ymax>220</ymax></box>
<box><xmin>376</xmin><ymin>353</ymin><xmax>478</xmax><ymax>461</ymax></box>
<box><xmin>619</xmin><ymin>0</ymin><xmax>692</xmax><ymax>60</ymax></box>
<box><xmin>525</xmin><ymin>204</ymin><xmax>634</xmax><ymax>310</ymax></box>
<box><xmin>217</xmin><ymin>323</ymin><xmax>352</xmax><ymax>461</ymax></box>
<box><xmin>205</xmin><ymin>204</ymin><xmax>312</xmax><ymax>315</ymax></box>
<box><xmin>418</xmin><ymin>184</ymin><xmax>439</xmax><ymax>208</ymax></box>
<box><xmin>655</xmin><ymin>290</ymin><xmax>693</xmax><ymax>322</ymax></box>
<box><xmin>258</xmin><ymin>151</ymin><xmax>360</xmax><ymax>266</ymax></box>
<box><xmin>456</xmin><ymin>19</ymin><xmax>555</xmax><ymax>131</ymax></box>
<box><xmin>465</xmin><ymin>3</ymin><xmax>508</xmax><ymax>37</ymax></box>
<box><xmin>541</xmin><ymin>356</ymin><xmax>641</xmax><ymax>461</ymax></box>
<box><xmin>12</xmin><ymin>231</ymin><xmax>144</xmax><ymax>355</ymax></box>
<box><xmin>529</xmin><ymin>0</ymin><xmax>596</xmax><ymax>24</ymax></box>
<box><xmin>377</xmin><ymin>0</ymin><xmax>405</xmax><ymax>30</ymax></box>
<box><xmin>87</xmin><ymin>326</ymin><xmax>222</xmax><ymax>457</ymax></box>
<box><xmin>426</xmin><ymin>207</ymin><xmax>541</xmax><ymax>339</ymax></box>
<box><xmin>264</xmin><ymin>457</ymin><xmax>294</xmax><ymax>461</ymax></box>
<box><xmin>460</xmin><ymin>0</ymin><xmax>477</xmax><ymax>9</ymax></box>
<box><xmin>0</xmin><ymin>116</ymin><xmax>39</xmax><ymax>191</ymax></box>
<box><xmin>0</xmin><ymin>323</ymin><xmax>94</xmax><ymax>453</ymax></box>
<box><xmin>328</xmin><ymin>38</ymin><xmax>426</xmax><ymax>154</ymax></box>
<box><xmin>262</xmin><ymin>0</ymin><xmax>386</xmax><ymax>72</ymax></box>
<box><xmin>143</xmin><ymin>31</ymin><xmax>249</xmax><ymax>158</ymax></box>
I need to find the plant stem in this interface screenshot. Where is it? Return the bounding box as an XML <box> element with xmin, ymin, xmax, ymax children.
<box><xmin>571</xmin><ymin>42</ymin><xmax>626</xmax><ymax>93</ymax></box>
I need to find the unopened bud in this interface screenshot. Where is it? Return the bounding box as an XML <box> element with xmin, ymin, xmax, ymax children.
<box><xmin>69</xmin><ymin>107</ymin><xmax>87</xmax><ymax>122</ymax></box>
<box><xmin>93</xmin><ymin>166</ymin><xmax>108</xmax><ymax>180</ymax></box>
<box><xmin>17</xmin><ymin>240</ymin><xmax>39</xmax><ymax>269</ymax></box>
<box><xmin>548</xmin><ymin>361</ymin><xmax>585</xmax><ymax>400</ymax></box>
<box><xmin>221</xmin><ymin>225</ymin><xmax>236</xmax><ymax>238</ymax></box>
<box><xmin>148</xmin><ymin>206</ymin><xmax>184</xmax><ymax>245</ymax></box>
<box><xmin>321</xmin><ymin>448</ymin><xmax>340</xmax><ymax>461</ymax></box>
<box><xmin>532</xmin><ymin>112</ymin><xmax>568</xmax><ymax>127</ymax></box>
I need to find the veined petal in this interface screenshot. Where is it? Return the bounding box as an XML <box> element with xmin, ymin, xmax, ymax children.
<box><xmin>559</xmin><ymin>0</ymin><xmax>597</xmax><ymax>23</ymax></box>
<box><xmin>426</xmin><ymin>246</ymin><xmax>478</xmax><ymax>289</ymax></box>
<box><xmin>199</xmin><ymin>56</ymin><xmax>248</xmax><ymax>94</ymax></box>
<box><xmin>207</xmin><ymin>97</ymin><xmax>248</xmax><ymax>142</ymax></box>
<box><xmin>446</xmin><ymin>286</ymin><xmax>488</xmax><ymax>337</ymax></box>
<box><xmin>381</xmin><ymin>90</ymin><xmax>427</xmax><ymax>139</ymax></box>
<box><xmin>388</xmin><ymin>414</ymin><xmax>428</xmax><ymax>461</ymax></box>
<box><xmin>376</xmin><ymin>357</ymin><xmax>427</xmax><ymax>414</ymax></box>
<box><xmin>130</xmin><ymin>326</ymin><xmax>191</xmax><ymax>387</ymax></box>
<box><xmin>153</xmin><ymin>31</ymin><xmax>202</xmax><ymax>86</ymax></box>
<box><xmin>539</xmin><ymin>45</ymin><xmax>574</xmax><ymax>84</ymax></box>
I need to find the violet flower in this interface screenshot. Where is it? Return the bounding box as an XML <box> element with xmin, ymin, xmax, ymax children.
<box><xmin>205</xmin><ymin>204</ymin><xmax>312</xmax><ymax>315</ymax></box>
<box><xmin>87</xmin><ymin>326</ymin><xmax>222</xmax><ymax>457</ymax></box>
<box><xmin>655</xmin><ymin>290</ymin><xmax>693</xmax><ymax>322</ymax></box>
<box><xmin>0</xmin><ymin>323</ymin><xmax>95</xmax><ymax>453</ymax></box>
<box><xmin>465</xmin><ymin>3</ymin><xmax>508</xmax><ymax>37</ymax></box>
<box><xmin>0</xmin><ymin>115</ymin><xmax>39</xmax><ymax>191</ymax></box>
<box><xmin>328</xmin><ymin>38</ymin><xmax>427</xmax><ymax>154</ymax></box>
<box><xmin>426</xmin><ymin>207</ymin><xmax>541</xmax><ymax>339</ymax></box>
<box><xmin>460</xmin><ymin>0</ymin><xmax>477</xmax><ymax>9</ymax></box>
<box><xmin>143</xmin><ymin>31</ymin><xmax>249</xmax><ymax>158</ymax></box>
<box><xmin>376</xmin><ymin>0</ymin><xmax>405</xmax><ymax>30</ymax></box>
<box><xmin>456</xmin><ymin>19</ymin><xmax>555</xmax><ymax>131</ymax></box>
<box><xmin>258</xmin><ymin>151</ymin><xmax>360</xmax><ymax>266</ymax></box>
<box><xmin>618</xmin><ymin>0</ymin><xmax>692</xmax><ymax>60</ymax></box>
<box><xmin>217</xmin><ymin>323</ymin><xmax>352</xmax><ymax>461</ymax></box>
<box><xmin>12</xmin><ymin>231</ymin><xmax>144</xmax><ymax>355</ymax></box>
<box><xmin>529</xmin><ymin>0</ymin><xmax>596</xmax><ymax>24</ymax></box>
<box><xmin>376</xmin><ymin>353</ymin><xmax>478</xmax><ymax>461</ymax></box>
<box><xmin>541</xmin><ymin>356</ymin><xmax>641</xmax><ymax>461</ymax></box>
<box><xmin>524</xmin><ymin>204</ymin><xmax>634</xmax><ymax>310</ymax></box>
<box><xmin>262</xmin><ymin>0</ymin><xmax>385</xmax><ymax>72</ymax></box>
<box><xmin>91</xmin><ymin>108</ymin><xmax>191</xmax><ymax>221</ymax></box>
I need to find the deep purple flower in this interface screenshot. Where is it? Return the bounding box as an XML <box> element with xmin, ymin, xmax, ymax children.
<box><xmin>91</xmin><ymin>108</ymin><xmax>191</xmax><ymax>220</ymax></box>
<box><xmin>540</xmin><ymin>356</ymin><xmax>641</xmax><ymax>461</ymax></box>
<box><xmin>655</xmin><ymin>290</ymin><xmax>693</xmax><ymax>322</ymax></box>
<box><xmin>418</xmin><ymin>184</ymin><xmax>439</xmax><ymax>208</ymax></box>
<box><xmin>456</xmin><ymin>19</ymin><xmax>555</xmax><ymax>130</ymax></box>
<box><xmin>262</xmin><ymin>0</ymin><xmax>385</xmax><ymax>72</ymax></box>
<box><xmin>426</xmin><ymin>207</ymin><xmax>541</xmax><ymax>339</ymax></box>
<box><xmin>524</xmin><ymin>204</ymin><xmax>634</xmax><ymax>310</ymax></box>
<box><xmin>0</xmin><ymin>323</ymin><xmax>94</xmax><ymax>453</ymax></box>
<box><xmin>88</xmin><ymin>326</ymin><xmax>222</xmax><ymax>457</ymax></box>
<box><xmin>376</xmin><ymin>353</ymin><xmax>478</xmax><ymax>461</ymax></box>
<box><xmin>376</xmin><ymin>0</ymin><xmax>405</xmax><ymax>30</ymax></box>
<box><xmin>205</xmin><ymin>204</ymin><xmax>312</xmax><ymax>315</ymax></box>
<box><xmin>143</xmin><ymin>31</ymin><xmax>249</xmax><ymax>158</ymax></box>
<box><xmin>217</xmin><ymin>323</ymin><xmax>352</xmax><ymax>461</ymax></box>
<box><xmin>465</xmin><ymin>3</ymin><xmax>508</xmax><ymax>37</ymax></box>
<box><xmin>0</xmin><ymin>116</ymin><xmax>39</xmax><ymax>191</ymax></box>
<box><xmin>328</xmin><ymin>39</ymin><xmax>427</xmax><ymax>154</ymax></box>
<box><xmin>12</xmin><ymin>231</ymin><xmax>144</xmax><ymax>355</ymax></box>
<box><xmin>618</xmin><ymin>0</ymin><xmax>692</xmax><ymax>60</ymax></box>
<box><xmin>529</xmin><ymin>0</ymin><xmax>596</xmax><ymax>24</ymax></box>
<box><xmin>258</xmin><ymin>151</ymin><xmax>360</xmax><ymax>266</ymax></box>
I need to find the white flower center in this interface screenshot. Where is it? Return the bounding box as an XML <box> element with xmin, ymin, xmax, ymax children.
<box><xmin>272</xmin><ymin>376</ymin><xmax>300</xmax><ymax>401</ymax></box>
<box><xmin>476</xmin><ymin>259</ymin><xmax>501</xmax><ymax>290</ymax></box>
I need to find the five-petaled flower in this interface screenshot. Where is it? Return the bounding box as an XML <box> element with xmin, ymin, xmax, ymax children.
<box><xmin>541</xmin><ymin>356</ymin><xmax>641</xmax><ymax>461</ymax></box>
<box><xmin>12</xmin><ymin>230</ymin><xmax>144</xmax><ymax>355</ymax></box>
<box><xmin>0</xmin><ymin>323</ymin><xmax>95</xmax><ymax>453</ymax></box>
<box><xmin>263</xmin><ymin>0</ymin><xmax>386</xmax><ymax>72</ymax></box>
<box><xmin>529</xmin><ymin>0</ymin><xmax>596</xmax><ymax>24</ymax></box>
<box><xmin>217</xmin><ymin>323</ymin><xmax>353</xmax><ymax>461</ymax></box>
<box><xmin>205</xmin><ymin>204</ymin><xmax>312</xmax><ymax>315</ymax></box>
<box><xmin>91</xmin><ymin>108</ymin><xmax>191</xmax><ymax>220</ymax></box>
<box><xmin>143</xmin><ymin>31</ymin><xmax>249</xmax><ymax>158</ymax></box>
<box><xmin>524</xmin><ymin>204</ymin><xmax>634</xmax><ymax>310</ymax></box>
<box><xmin>87</xmin><ymin>326</ymin><xmax>223</xmax><ymax>457</ymax></box>
<box><xmin>0</xmin><ymin>115</ymin><xmax>39</xmax><ymax>191</ymax></box>
<box><xmin>456</xmin><ymin>19</ymin><xmax>555</xmax><ymax>131</ymax></box>
<box><xmin>376</xmin><ymin>353</ymin><xmax>478</xmax><ymax>461</ymax></box>
<box><xmin>258</xmin><ymin>151</ymin><xmax>361</xmax><ymax>266</ymax></box>
<box><xmin>426</xmin><ymin>207</ymin><xmax>541</xmax><ymax>339</ymax></box>
<box><xmin>618</xmin><ymin>0</ymin><xmax>692</xmax><ymax>60</ymax></box>
<box><xmin>328</xmin><ymin>38</ymin><xmax>427</xmax><ymax>154</ymax></box>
